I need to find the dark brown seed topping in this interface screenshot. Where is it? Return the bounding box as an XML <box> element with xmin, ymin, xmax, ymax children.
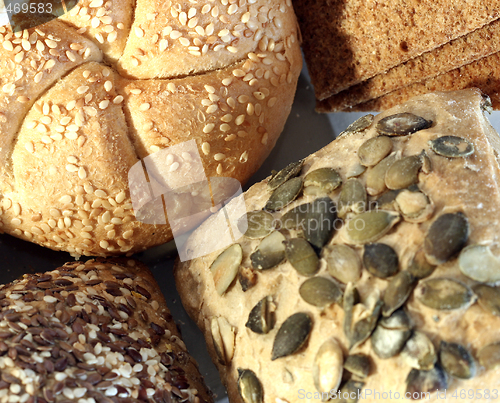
<box><xmin>424</xmin><ymin>212</ymin><xmax>469</xmax><ymax>265</ymax></box>
<box><xmin>271</xmin><ymin>313</ymin><xmax>312</xmax><ymax>360</ymax></box>
<box><xmin>377</xmin><ymin>113</ymin><xmax>432</xmax><ymax>136</ymax></box>
<box><xmin>363</xmin><ymin>243</ymin><xmax>399</xmax><ymax>278</ymax></box>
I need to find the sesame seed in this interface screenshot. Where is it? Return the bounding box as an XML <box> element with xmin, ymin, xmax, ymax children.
<box><xmin>179</xmin><ymin>37</ymin><xmax>190</xmax><ymax>46</ymax></box>
<box><xmin>25</xmin><ymin>141</ymin><xmax>35</xmax><ymax>153</ymax></box>
<box><xmin>220</xmin><ymin>124</ymin><xmax>230</xmax><ymax>132</ymax></box>
<box><xmin>60</xmin><ymin>195</ymin><xmax>72</xmax><ymax>204</ymax></box>
<box><xmin>201</xmin><ymin>142</ymin><xmax>210</xmax><ymax>155</ymax></box>
<box><xmin>45</xmin><ymin>39</ymin><xmax>57</xmax><ymax>48</ymax></box>
<box><xmin>65</xmin><ymin>132</ymin><xmax>78</xmax><ymax>140</ymax></box>
<box><xmin>100</xmin><ymin>240</ymin><xmax>109</xmax><ymax>248</ymax></box>
<box><xmin>206</xmin><ymin>105</ymin><xmax>218</xmax><ymax>114</ymax></box>
<box><xmin>235</xmin><ymin>115</ymin><xmax>245</xmax><ymax>125</ymax></box>
<box><xmin>221</xmin><ymin>114</ymin><xmax>233</xmax><ymax>122</ymax></box>
<box><xmin>78</xmin><ymin>167</ymin><xmax>87</xmax><ymax>179</ymax></box>
<box><xmin>77</xmin><ymin>85</ymin><xmax>89</xmax><ymax>94</ymax></box>
<box><xmin>241</xmin><ymin>12</ymin><xmax>251</xmax><ymax>23</ymax></box>
<box><xmin>233</xmin><ymin>69</ymin><xmax>245</xmax><ymax>77</ymax></box>
<box><xmin>44</xmin><ymin>296</ymin><xmax>57</xmax><ymax>303</ymax></box>
<box><xmin>111</xmin><ymin>218</ymin><xmax>122</xmax><ymax>225</ymax></box>
<box><xmin>216</xmin><ymin>164</ymin><xmax>223</xmax><ymax>174</ymax></box>
<box><xmin>170</xmin><ymin>30</ymin><xmax>182</xmax><ymax>40</ymax></box>
<box><xmin>139</xmin><ymin>103</ymin><xmax>151</xmax><ymax>111</ymax></box>
<box><xmin>11</xmin><ymin>218</ymin><xmax>21</xmax><ymax>226</ymax></box>
<box><xmin>240</xmin><ymin>151</ymin><xmax>249</xmax><ymax>163</ymax></box>
<box><xmin>262</xmin><ymin>133</ymin><xmax>268</xmax><ymax>144</ymax></box>
<box><xmin>95</xmin><ymin>189</ymin><xmax>107</xmax><ymax>198</ymax></box>
<box><xmin>134</xmin><ymin>26</ymin><xmax>144</xmax><ymax>38</ymax></box>
<box><xmin>169</xmin><ymin>162</ymin><xmax>180</xmax><ymax>172</ymax></box>
<box><xmin>159</xmin><ymin>39</ymin><xmax>168</xmax><ymax>52</ymax></box>
<box><xmin>203</xmin><ymin>123</ymin><xmax>215</xmax><ymax>133</ymax></box>
<box><xmin>34</xmin><ymin>72</ymin><xmax>43</xmax><ymax>83</ymax></box>
<box><xmin>99</xmin><ymin>100</ymin><xmax>110</xmax><ymax>109</ymax></box>
<box><xmin>108</xmin><ymin>31</ymin><xmax>118</xmax><ymax>42</ymax></box>
<box><xmin>2</xmin><ymin>41</ymin><xmax>13</xmax><ymax>51</ymax></box>
<box><xmin>214</xmin><ymin>153</ymin><xmax>226</xmax><ymax>161</ymax></box>
<box><xmin>238</xmin><ymin>95</ymin><xmax>249</xmax><ymax>103</ymax></box>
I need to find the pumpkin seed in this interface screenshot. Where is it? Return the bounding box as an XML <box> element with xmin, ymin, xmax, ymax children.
<box><xmin>312</xmin><ymin>338</ymin><xmax>343</xmax><ymax>396</ymax></box>
<box><xmin>271</xmin><ymin>313</ymin><xmax>312</xmax><ymax>360</ymax></box>
<box><xmin>338</xmin><ymin>380</ymin><xmax>365</xmax><ymax>403</ymax></box>
<box><xmin>324</xmin><ymin>244</ymin><xmax>362</xmax><ymax>284</ymax></box>
<box><xmin>250</xmin><ymin>231</ymin><xmax>286</xmax><ymax>270</ymax></box>
<box><xmin>284</xmin><ymin>197</ymin><xmax>337</xmax><ymax>249</ymax></box>
<box><xmin>345</xmin><ymin>210</ymin><xmax>400</xmax><ymax>244</ymax></box>
<box><xmin>285</xmin><ymin>238</ymin><xmax>319</xmax><ymax>276</ymax></box>
<box><xmin>374</xmin><ymin>189</ymin><xmax>401</xmax><ymax>210</ymax></box>
<box><xmin>343</xmin><ymin>283</ymin><xmax>360</xmax><ymax>340</ymax></box>
<box><xmin>358</xmin><ymin>136</ymin><xmax>393</xmax><ymax>167</ymax></box>
<box><xmin>265</xmin><ymin>177</ymin><xmax>303</xmax><ymax>212</ymax></box>
<box><xmin>415</xmin><ymin>278</ymin><xmax>475</xmax><ymax>310</ymax></box>
<box><xmin>239</xmin><ymin>266</ymin><xmax>257</xmax><ymax>292</ymax></box>
<box><xmin>349</xmin><ymin>298</ymin><xmax>383</xmax><ymax>350</ymax></box>
<box><xmin>459</xmin><ymin>244</ymin><xmax>500</xmax><ymax>283</ymax></box>
<box><xmin>346</xmin><ymin>162</ymin><xmax>367</xmax><ymax>179</ymax></box>
<box><xmin>237</xmin><ymin>369</ymin><xmax>263</xmax><ymax>403</ymax></box>
<box><xmin>407</xmin><ymin>249</ymin><xmax>436</xmax><ymax>279</ymax></box>
<box><xmin>243</xmin><ymin>210</ymin><xmax>275</xmax><ymax>239</ymax></box>
<box><xmin>395</xmin><ymin>190</ymin><xmax>433</xmax><ymax>223</ymax></box>
<box><xmin>439</xmin><ymin>341</ymin><xmax>476</xmax><ymax>379</ymax></box>
<box><xmin>429</xmin><ymin>136</ymin><xmax>474</xmax><ymax>158</ymax></box>
<box><xmin>246</xmin><ymin>296</ymin><xmax>275</xmax><ymax>334</ymax></box>
<box><xmin>304</xmin><ymin>168</ymin><xmax>342</xmax><ymax>194</ymax></box>
<box><xmin>366</xmin><ymin>154</ymin><xmax>397</xmax><ymax>195</ymax></box>
<box><xmin>405</xmin><ymin>365</ymin><xmax>448</xmax><ymax>397</ymax></box>
<box><xmin>382</xmin><ymin>271</ymin><xmax>416</xmax><ymax>317</ymax></box>
<box><xmin>268</xmin><ymin>160</ymin><xmax>304</xmax><ymax>190</ymax></box>
<box><xmin>424</xmin><ymin>212</ymin><xmax>469</xmax><ymax>265</ymax></box>
<box><xmin>473</xmin><ymin>284</ymin><xmax>500</xmax><ymax>316</ymax></box>
<box><xmin>338</xmin><ymin>178</ymin><xmax>367</xmax><ymax>218</ymax></box>
<box><xmin>481</xmin><ymin>94</ymin><xmax>493</xmax><ymax>113</ymax></box>
<box><xmin>344</xmin><ymin>354</ymin><xmax>371</xmax><ymax>379</ymax></box>
<box><xmin>401</xmin><ymin>331</ymin><xmax>437</xmax><ymax>370</ymax></box>
<box><xmin>211</xmin><ymin>317</ymin><xmax>235</xmax><ymax>365</ymax></box>
<box><xmin>385</xmin><ymin>155</ymin><xmax>422</xmax><ymax>190</ymax></box>
<box><xmin>211</xmin><ymin>244</ymin><xmax>242</xmax><ymax>295</ymax></box>
<box><xmin>363</xmin><ymin>243</ymin><xmax>399</xmax><ymax>279</ymax></box>
<box><xmin>376</xmin><ymin>112</ymin><xmax>432</xmax><ymax>136</ymax></box>
<box><xmin>477</xmin><ymin>342</ymin><xmax>500</xmax><ymax>370</ymax></box>
<box><xmin>371</xmin><ymin>310</ymin><xmax>412</xmax><ymax>359</ymax></box>
<box><xmin>299</xmin><ymin>277</ymin><xmax>343</xmax><ymax>307</ymax></box>
<box><xmin>339</xmin><ymin>114</ymin><xmax>374</xmax><ymax>137</ymax></box>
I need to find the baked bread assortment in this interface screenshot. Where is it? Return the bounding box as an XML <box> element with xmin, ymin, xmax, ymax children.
<box><xmin>175</xmin><ymin>89</ymin><xmax>500</xmax><ymax>402</ymax></box>
<box><xmin>0</xmin><ymin>0</ymin><xmax>302</xmax><ymax>257</ymax></box>
<box><xmin>292</xmin><ymin>0</ymin><xmax>500</xmax><ymax>111</ymax></box>
<box><xmin>0</xmin><ymin>259</ymin><xmax>213</xmax><ymax>403</ymax></box>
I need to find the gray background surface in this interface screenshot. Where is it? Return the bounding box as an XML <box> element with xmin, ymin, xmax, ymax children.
<box><xmin>1</xmin><ymin>68</ymin><xmax>499</xmax><ymax>401</ymax></box>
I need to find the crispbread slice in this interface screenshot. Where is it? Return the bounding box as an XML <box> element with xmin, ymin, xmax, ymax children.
<box><xmin>347</xmin><ymin>52</ymin><xmax>500</xmax><ymax>112</ymax></box>
<box><xmin>293</xmin><ymin>0</ymin><xmax>500</xmax><ymax>100</ymax></box>
<box><xmin>317</xmin><ymin>19</ymin><xmax>500</xmax><ymax>112</ymax></box>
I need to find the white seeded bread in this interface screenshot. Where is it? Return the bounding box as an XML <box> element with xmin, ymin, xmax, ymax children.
<box><xmin>0</xmin><ymin>0</ymin><xmax>302</xmax><ymax>257</ymax></box>
<box><xmin>175</xmin><ymin>89</ymin><xmax>500</xmax><ymax>403</ymax></box>
<box><xmin>0</xmin><ymin>259</ymin><xmax>213</xmax><ymax>403</ymax></box>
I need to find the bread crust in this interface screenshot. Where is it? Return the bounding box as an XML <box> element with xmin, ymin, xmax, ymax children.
<box><xmin>0</xmin><ymin>0</ymin><xmax>302</xmax><ymax>256</ymax></box>
<box><xmin>175</xmin><ymin>89</ymin><xmax>500</xmax><ymax>403</ymax></box>
<box><xmin>0</xmin><ymin>258</ymin><xmax>213</xmax><ymax>403</ymax></box>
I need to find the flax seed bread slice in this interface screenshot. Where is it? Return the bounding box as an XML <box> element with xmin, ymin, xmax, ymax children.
<box><xmin>293</xmin><ymin>0</ymin><xmax>500</xmax><ymax>101</ymax></box>
<box><xmin>175</xmin><ymin>89</ymin><xmax>500</xmax><ymax>403</ymax></box>
<box><xmin>0</xmin><ymin>259</ymin><xmax>213</xmax><ymax>403</ymax></box>
<box><xmin>349</xmin><ymin>52</ymin><xmax>500</xmax><ymax>111</ymax></box>
<box><xmin>317</xmin><ymin>19</ymin><xmax>500</xmax><ymax>112</ymax></box>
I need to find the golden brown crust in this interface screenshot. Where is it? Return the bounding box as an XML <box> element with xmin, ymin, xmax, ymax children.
<box><xmin>0</xmin><ymin>0</ymin><xmax>302</xmax><ymax>257</ymax></box>
<box><xmin>175</xmin><ymin>89</ymin><xmax>500</xmax><ymax>403</ymax></box>
<box><xmin>0</xmin><ymin>259</ymin><xmax>213</xmax><ymax>403</ymax></box>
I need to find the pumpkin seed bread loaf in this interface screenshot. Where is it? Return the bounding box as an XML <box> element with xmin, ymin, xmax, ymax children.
<box><xmin>0</xmin><ymin>259</ymin><xmax>213</xmax><ymax>403</ymax></box>
<box><xmin>175</xmin><ymin>88</ymin><xmax>500</xmax><ymax>403</ymax></box>
<box><xmin>0</xmin><ymin>0</ymin><xmax>302</xmax><ymax>257</ymax></box>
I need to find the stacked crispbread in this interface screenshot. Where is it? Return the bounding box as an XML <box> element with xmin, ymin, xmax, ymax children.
<box><xmin>293</xmin><ymin>0</ymin><xmax>500</xmax><ymax>112</ymax></box>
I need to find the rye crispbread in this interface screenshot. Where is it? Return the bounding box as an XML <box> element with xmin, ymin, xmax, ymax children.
<box><xmin>317</xmin><ymin>19</ymin><xmax>500</xmax><ymax>112</ymax></box>
<box><xmin>347</xmin><ymin>52</ymin><xmax>500</xmax><ymax>111</ymax></box>
<box><xmin>293</xmin><ymin>0</ymin><xmax>500</xmax><ymax>101</ymax></box>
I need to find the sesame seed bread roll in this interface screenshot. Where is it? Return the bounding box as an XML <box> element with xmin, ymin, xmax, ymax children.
<box><xmin>175</xmin><ymin>89</ymin><xmax>500</xmax><ymax>403</ymax></box>
<box><xmin>0</xmin><ymin>259</ymin><xmax>213</xmax><ymax>403</ymax></box>
<box><xmin>0</xmin><ymin>0</ymin><xmax>301</xmax><ymax>256</ymax></box>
